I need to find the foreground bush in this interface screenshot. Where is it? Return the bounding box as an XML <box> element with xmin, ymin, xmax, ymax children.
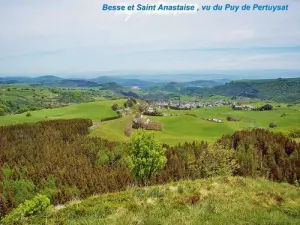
<box><xmin>1</xmin><ymin>195</ymin><xmax>50</xmax><ymax>224</ymax></box>
<box><xmin>289</xmin><ymin>129</ymin><xmax>300</xmax><ymax>138</ymax></box>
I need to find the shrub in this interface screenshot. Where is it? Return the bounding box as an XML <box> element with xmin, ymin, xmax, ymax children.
<box><xmin>185</xmin><ymin>194</ymin><xmax>200</xmax><ymax>205</ymax></box>
<box><xmin>184</xmin><ymin>113</ymin><xmax>197</xmax><ymax>118</ymax></box>
<box><xmin>124</xmin><ymin>126</ymin><xmax>132</xmax><ymax>137</ymax></box>
<box><xmin>26</xmin><ymin>112</ymin><xmax>32</xmax><ymax>117</ymax></box>
<box><xmin>0</xmin><ymin>108</ymin><xmax>5</xmax><ymax>116</ymax></box>
<box><xmin>101</xmin><ymin>114</ymin><xmax>121</xmax><ymax>122</ymax></box>
<box><xmin>280</xmin><ymin>113</ymin><xmax>287</xmax><ymax>117</ymax></box>
<box><xmin>1</xmin><ymin>195</ymin><xmax>50</xmax><ymax>224</ymax></box>
<box><xmin>148</xmin><ymin>187</ymin><xmax>164</xmax><ymax>198</ymax></box>
<box><xmin>227</xmin><ymin>116</ymin><xmax>240</xmax><ymax>122</ymax></box>
<box><xmin>111</xmin><ymin>104</ymin><xmax>120</xmax><ymax>111</ymax></box>
<box><xmin>288</xmin><ymin>129</ymin><xmax>300</xmax><ymax>138</ymax></box>
<box><xmin>196</xmin><ymin>144</ymin><xmax>239</xmax><ymax>178</ymax></box>
<box><xmin>124</xmin><ymin>98</ymin><xmax>137</xmax><ymax>108</ymax></box>
<box><xmin>127</xmin><ymin>130</ymin><xmax>167</xmax><ymax>185</ymax></box>
<box><xmin>16</xmin><ymin>108</ymin><xmax>29</xmax><ymax>114</ymax></box>
<box><xmin>96</xmin><ymin>152</ymin><xmax>110</xmax><ymax>165</ymax></box>
<box><xmin>259</xmin><ymin>104</ymin><xmax>273</xmax><ymax>111</ymax></box>
<box><xmin>269</xmin><ymin>122</ymin><xmax>277</xmax><ymax>128</ymax></box>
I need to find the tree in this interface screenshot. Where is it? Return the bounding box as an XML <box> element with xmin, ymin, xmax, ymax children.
<box><xmin>0</xmin><ymin>108</ymin><xmax>5</xmax><ymax>116</ymax></box>
<box><xmin>269</xmin><ymin>122</ymin><xmax>277</xmax><ymax>128</ymax></box>
<box><xmin>197</xmin><ymin>144</ymin><xmax>239</xmax><ymax>178</ymax></box>
<box><xmin>127</xmin><ymin>130</ymin><xmax>167</xmax><ymax>185</ymax></box>
<box><xmin>260</xmin><ymin>104</ymin><xmax>273</xmax><ymax>111</ymax></box>
<box><xmin>111</xmin><ymin>103</ymin><xmax>119</xmax><ymax>111</ymax></box>
<box><xmin>124</xmin><ymin>98</ymin><xmax>136</xmax><ymax>108</ymax></box>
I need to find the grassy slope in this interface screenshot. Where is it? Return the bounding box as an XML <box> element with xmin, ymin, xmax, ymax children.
<box><xmin>0</xmin><ymin>100</ymin><xmax>124</xmax><ymax>125</ymax></box>
<box><xmin>90</xmin><ymin>116</ymin><xmax>133</xmax><ymax>141</ymax></box>
<box><xmin>28</xmin><ymin>176</ymin><xmax>300</xmax><ymax>225</ymax></box>
<box><xmin>91</xmin><ymin>104</ymin><xmax>300</xmax><ymax>145</ymax></box>
<box><xmin>0</xmin><ymin>86</ymin><xmax>53</xmax><ymax>101</ymax></box>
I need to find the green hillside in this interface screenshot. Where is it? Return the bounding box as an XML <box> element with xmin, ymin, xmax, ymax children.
<box><xmin>26</xmin><ymin>176</ymin><xmax>300</xmax><ymax>225</ymax></box>
<box><xmin>0</xmin><ymin>100</ymin><xmax>124</xmax><ymax>125</ymax></box>
<box><xmin>184</xmin><ymin>78</ymin><xmax>300</xmax><ymax>103</ymax></box>
<box><xmin>91</xmin><ymin>104</ymin><xmax>300</xmax><ymax>145</ymax></box>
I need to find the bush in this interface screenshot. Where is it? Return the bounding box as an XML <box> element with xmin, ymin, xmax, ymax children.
<box><xmin>127</xmin><ymin>130</ymin><xmax>167</xmax><ymax>185</ymax></box>
<box><xmin>101</xmin><ymin>114</ymin><xmax>121</xmax><ymax>122</ymax></box>
<box><xmin>288</xmin><ymin>129</ymin><xmax>300</xmax><ymax>138</ymax></box>
<box><xmin>280</xmin><ymin>113</ymin><xmax>287</xmax><ymax>117</ymax></box>
<box><xmin>0</xmin><ymin>108</ymin><xmax>5</xmax><ymax>116</ymax></box>
<box><xmin>96</xmin><ymin>152</ymin><xmax>110</xmax><ymax>165</ymax></box>
<box><xmin>26</xmin><ymin>112</ymin><xmax>32</xmax><ymax>117</ymax></box>
<box><xmin>259</xmin><ymin>104</ymin><xmax>273</xmax><ymax>111</ymax></box>
<box><xmin>124</xmin><ymin>126</ymin><xmax>132</xmax><ymax>137</ymax></box>
<box><xmin>196</xmin><ymin>144</ymin><xmax>239</xmax><ymax>178</ymax></box>
<box><xmin>227</xmin><ymin>116</ymin><xmax>240</xmax><ymax>122</ymax></box>
<box><xmin>111</xmin><ymin>104</ymin><xmax>120</xmax><ymax>111</ymax></box>
<box><xmin>269</xmin><ymin>122</ymin><xmax>277</xmax><ymax>128</ymax></box>
<box><xmin>124</xmin><ymin>98</ymin><xmax>137</xmax><ymax>108</ymax></box>
<box><xmin>16</xmin><ymin>108</ymin><xmax>29</xmax><ymax>114</ymax></box>
<box><xmin>1</xmin><ymin>195</ymin><xmax>50</xmax><ymax>224</ymax></box>
<box><xmin>184</xmin><ymin>113</ymin><xmax>197</xmax><ymax>118</ymax></box>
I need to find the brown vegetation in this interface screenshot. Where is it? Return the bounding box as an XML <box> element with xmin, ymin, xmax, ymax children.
<box><xmin>0</xmin><ymin>120</ymin><xmax>299</xmax><ymax>218</ymax></box>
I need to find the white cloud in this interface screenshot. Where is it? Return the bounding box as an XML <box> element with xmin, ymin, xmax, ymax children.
<box><xmin>0</xmin><ymin>0</ymin><xmax>299</xmax><ymax>74</ymax></box>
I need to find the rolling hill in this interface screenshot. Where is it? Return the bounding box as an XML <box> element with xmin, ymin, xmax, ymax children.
<box><xmin>184</xmin><ymin>78</ymin><xmax>300</xmax><ymax>103</ymax></box>
<box><xmin>0</xmin><ymin>100</ymin><xmax>124</xmax><ymax>125</ymax></box>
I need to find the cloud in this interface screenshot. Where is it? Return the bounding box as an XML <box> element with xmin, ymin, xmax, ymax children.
<box><xmin>0</xmin><ymin>0</ymin><xmax>299</xmax><ymax>75</ymax></box>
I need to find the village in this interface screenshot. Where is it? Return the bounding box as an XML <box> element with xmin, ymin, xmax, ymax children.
<box><xmin>145</xmin><ymin>100</ymin><xmax>232</xmax><ymax>112</ymax></box>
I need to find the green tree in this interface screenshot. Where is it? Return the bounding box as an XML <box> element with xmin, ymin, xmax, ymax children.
<box><xmin>197</xmin><ymin>144</ymin><xmax>239</xmax><ymax>178</ymax></box>
<box><xmin>111</xmin><ymin>103</ymin><xmax>119</xmax><ymax>111</ymax></box>
<box><xmin>0</xmin><ymin>108</ymin><xmax>5</xmax><ymax>116</ymax></box>
<box><xmin>127</xmin><ymin>130</ymin><xmax>167</xmax><ymax>185</ymax></box>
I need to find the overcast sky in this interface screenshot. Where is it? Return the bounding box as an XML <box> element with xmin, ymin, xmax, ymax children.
<box><xmin>0</xmin><ymin>0</ymin><xmax>299</xmax><ymax>76</ymax></box>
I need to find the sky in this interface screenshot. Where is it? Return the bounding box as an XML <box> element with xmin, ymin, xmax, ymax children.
<box><xmin>0</xmin><ymin>0</ymin><xmax>300</xmax><ymax>76</ymax></box>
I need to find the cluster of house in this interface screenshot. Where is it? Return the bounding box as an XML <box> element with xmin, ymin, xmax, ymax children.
<box><xmin>132</xmin><ymin>114</ymin><xmax>163</xmax><ymax>131</ymax></box>
<box><xmin>201</xmin><ymin>117</ymin><xmax>223</xmax><ymax>123</ymax></box>
<box><xmin>149</xmin><ymin>100</ymin><xmax>231</xmax><ymax>110</ymax></box>
<box><xmin>232</xmin><ymin>104</ymin><xmax>257</xmax><ymax>111</ymax></box>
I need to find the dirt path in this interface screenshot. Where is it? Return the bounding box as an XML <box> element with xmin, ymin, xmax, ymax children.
<box><xmin>90</xmin><ymin>121</ymin><xmax>104</xmax><ymax>130</ymax></box>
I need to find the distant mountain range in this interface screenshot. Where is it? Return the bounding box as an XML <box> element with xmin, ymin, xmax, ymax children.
<box><xmin>0</xmin><ymin>75</ymin><xmax>229</xmax><ymax>88</ymax></box>
<box><xmin>1</xmin><ymin>75</ymin><xmax>299</xmax><ymax>103</ymax></box>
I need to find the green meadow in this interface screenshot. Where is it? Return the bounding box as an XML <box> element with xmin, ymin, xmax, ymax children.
<box><xmin>0</xmin><ymin>100</ymin><xmax>124</xmax><ymax>125</ymax></box>
<box><xmin>0</xmin><ymin>99</ymin><xmax>299</xmax><ymax>145</ymax></box>
<box><xmin>91</xmin><ymin>104</ymin><xmax>300</xmax><ymax>145</ymax></box>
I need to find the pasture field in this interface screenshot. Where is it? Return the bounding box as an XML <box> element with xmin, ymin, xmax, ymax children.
<box><xmin>0</xmin><ymin>98</ymin><xmax>299</xmax><ymax>145</ymax></box>
<box><xmin>91</xmin><ymin>104</ymin><xmax>300</xmax><ymax>145</ymax></box>
<box><xmin>0</xmin><ymin>86</ymin><xmax>53</xmax><ymax>101</ymax></box>
<box><xmin>0</xmin><ymin>99</ymin><xmax>124</xmax><ymax>125</ymax></box>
